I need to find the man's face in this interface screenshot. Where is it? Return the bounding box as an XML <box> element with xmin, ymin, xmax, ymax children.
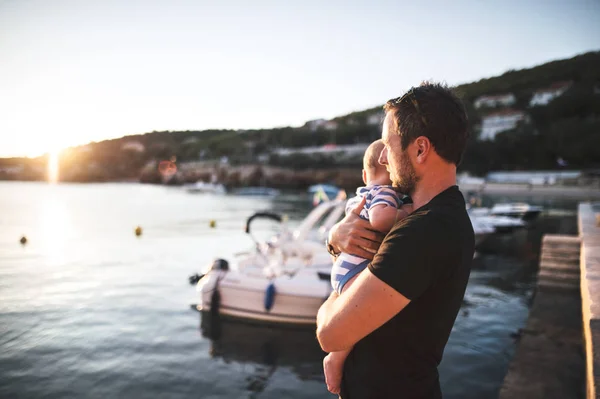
<box><xmin>379</xmin><ymin>112</ymin><xmax>419</xmax><ymax>195</ymax></box>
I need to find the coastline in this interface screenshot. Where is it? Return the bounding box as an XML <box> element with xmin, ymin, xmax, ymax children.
<box><xmin>458</xmin><ymin>182</ymin><xmax>600</xmax><ymax>200</ymax></box>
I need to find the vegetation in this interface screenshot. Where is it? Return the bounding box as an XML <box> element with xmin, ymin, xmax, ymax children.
<box><xmin>1</xmin><ymin>51</ymin><xmax>599</xmax><ymax>183</ymax></box>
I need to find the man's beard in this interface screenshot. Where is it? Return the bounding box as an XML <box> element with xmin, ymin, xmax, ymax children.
<box><xmin>392</xmin><ymin>153</ymin><xmax>419</xmax><ymax>196</ymax></box>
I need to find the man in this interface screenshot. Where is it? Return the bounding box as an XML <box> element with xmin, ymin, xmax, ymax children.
<box><xmin>317</xmin><ymin>82</ymin><xmax>475</xmax><ymax>398</ymax></box>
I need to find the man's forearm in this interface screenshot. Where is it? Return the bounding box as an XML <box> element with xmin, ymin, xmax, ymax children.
<box><xmin>317</xmin><ymin>291</ymin><xmax>338</xmax><ymax>335</ymax></box>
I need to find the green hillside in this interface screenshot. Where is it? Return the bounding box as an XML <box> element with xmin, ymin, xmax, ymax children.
<box><xmin>2</xmin><ymin>51</ymin><xmax>599</xmax><ymax>183</ymax></box>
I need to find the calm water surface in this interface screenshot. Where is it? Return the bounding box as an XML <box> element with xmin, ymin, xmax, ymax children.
<box><xmin>0</xmin><ymin>182</ymin><xmax>578</xmax><ymax>398</ymax></box>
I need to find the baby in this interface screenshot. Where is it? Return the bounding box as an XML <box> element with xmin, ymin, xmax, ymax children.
<box><xmin>324</xmin><ymin>139</ymin><xmax>412</xmax><ymax>394</ymax></box>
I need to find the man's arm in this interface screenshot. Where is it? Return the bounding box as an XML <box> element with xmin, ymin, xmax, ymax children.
<box><xmin>316</xmin><ymin>268</ymin><xmax>410</xmax><ymax>352</ymax></box>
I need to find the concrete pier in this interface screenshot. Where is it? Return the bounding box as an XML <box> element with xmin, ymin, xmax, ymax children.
<box><xmin>499</xmin><ymin>234</ymin><xmax>585</xmax><ymax>399</ymax></box>
<box><xmin>579</xmin><ymin>203</ymin><xmax>600</xmax><ymax>399</ymax></box>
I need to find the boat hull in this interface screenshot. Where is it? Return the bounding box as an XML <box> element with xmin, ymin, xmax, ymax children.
<box><xmin>198</xmin><ymin>269</ymin><xmax>331</xmax><ymax>325</ymax></box>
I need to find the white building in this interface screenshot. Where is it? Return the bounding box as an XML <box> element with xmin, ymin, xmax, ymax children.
<box><xmin>323</xmin><ymin>121</ymin><xmax>338</xmax><ymax>131</ymax></box>
<box><xmin>305</xmin><ymin>119</ymin><xmax>327</xmax><ymax>132</ymax></box>
<box><xmin>474</xmin><ymin>93</ymin><xmax>516</xmax><ymax>109</ymax></box>
<box><xmin>121</xmin><ymin>141</ymin><xmax>145</xmax><ymax>153</ymax></box>
<box><xmin>367</xmin><ymin>113</ymin><xmax>384</xmax><ymax>125</ymax></box>
<box><xmin>273</xmin><ymin>143</ymin><xmax>369</xmax><ymax>157</ymax></box>
<box><xmin>480</xmin><ymin>110</ymin><xmax>526</xmax><ymax>140</ymax></box>
<box><xmin>486</xmin><ymin>170</ymin><xmax>582</xmax><ymax>185</ymax></box>
<box><xmin>529</xmin><ymin>81</ymin><xmax>572</xmax><ymax>107</ymax></box>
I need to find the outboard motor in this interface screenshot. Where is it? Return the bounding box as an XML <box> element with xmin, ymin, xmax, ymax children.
<box><xmin>209</xmin><ymin>258</ymin><xmax>229</xmax><ymax>317</ymax></box>
<box><xmin>189</xmin><ymin>273</ymin><xmax>203</xmax><ymax>285</ymax></box>
<box><xmin>210</xmin><ymin>258</ymin><xmax>229</xmax><ymax>272</ymax></box>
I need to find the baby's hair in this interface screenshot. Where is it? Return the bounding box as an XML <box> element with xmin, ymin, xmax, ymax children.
<box><xmin>363</xmin><ymin>139</ymin><xmax>385</xmax><ymax>171</ymax></box>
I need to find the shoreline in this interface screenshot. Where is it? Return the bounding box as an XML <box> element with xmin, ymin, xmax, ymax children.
<box><xmin>3</xmin><ymin>179</ymin><xmax>600</xmax><ymax>200</ymax></box>
<box><xmin>458</xmin><ymin>182</ymin><xmax>600</xmax><ymax>200</ymax></box>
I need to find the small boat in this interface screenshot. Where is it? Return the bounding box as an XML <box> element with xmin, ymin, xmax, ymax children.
<box><xmin>192</xmin><ymin>200</ymin><xmax>502</xmax><ymax>326</ymax></box>
<box><xmin>468</xmin><ymin>211</ymin><xmax>525</xmax><ymax>235</ymax></box>
<box><xmin>489</xmin><ymin>203</ymin><xmax>543</xmax><ymax>221</ymax></box>
<box><xmin>469</xmin><ymin>203</ymin><xmax>542</xmax><ymax>222</ymax></box>
<box><xmin>308</xmin><ymin>184</ymin><xmax>343</xmax><ymax>205</ymax></box>
<box><xmin>185</xmin><ymin>181</ymin><xmax>226</xmax><ymax>194</ymax></box>
<box><xmin>233</xmin><ymin>187</ymin><xmax>281</xmax><ymax>197</ymax></box>
<box><xmin>194</xmin><ymin>200</ymin><xmax>343</xmax><ymax>325</ymax></box>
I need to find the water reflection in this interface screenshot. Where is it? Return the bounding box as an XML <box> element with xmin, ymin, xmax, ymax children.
<box><xmin>39</xmin><ymin>193</ymin><xmax>72</xmax><ymax>265</ymax></box>
<box><xmin>198</xmin><ymin>311</ymin><xmax>326</xmax><ymax>392</ymax></box>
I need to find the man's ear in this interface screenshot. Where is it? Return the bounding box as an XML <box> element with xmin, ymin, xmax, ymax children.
<box><xmin>414</xmin><ymin>137</ymin><xmax>431</xmax><ymax>164</ymax></box>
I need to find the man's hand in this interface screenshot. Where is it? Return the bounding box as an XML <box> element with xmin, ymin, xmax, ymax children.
<box><xmin>328</xmin><ymin>197</ymin><xmax>384</xmax><ymax>260</ymax></box>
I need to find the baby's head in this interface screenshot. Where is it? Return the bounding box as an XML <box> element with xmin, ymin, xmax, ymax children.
<box><xmin>362</xmin><ymin>139</ymin><xmax>392</xmax><ymax>186</ymax></box>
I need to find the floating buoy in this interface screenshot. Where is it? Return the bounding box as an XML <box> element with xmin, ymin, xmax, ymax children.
<box><xmin>135</xmin><ymin>226</ymin><xmax>143</xmax><ymax>237</ymax></box>
<box><xmin>264</xmin><ymin>282</ymin><xmax>276</xmax><ymax>312</ymax></box>
<box><xmin>209</xmin><ymin>220</ymin><xmax>216</xmax><ymax>228</ymax></box>
<box><xmin>19</xmin><ymin>236</ymin><xmax>27</xmax><ymax>245</ymax></box>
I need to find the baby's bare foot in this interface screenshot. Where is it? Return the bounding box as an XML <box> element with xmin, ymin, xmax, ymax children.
<box><xmin>323</xmin><ymin>353</ymin><xmax>343</xmax><ymax>394</ymax></box>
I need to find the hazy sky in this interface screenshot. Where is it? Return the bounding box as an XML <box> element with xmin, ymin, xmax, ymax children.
<box><xmin>1</xmin><ymin>0</ymin><xmax>599</xmax><ymax>157</ymax></box>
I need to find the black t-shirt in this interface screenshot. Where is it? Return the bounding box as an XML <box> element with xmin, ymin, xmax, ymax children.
<box><xmin>340</xmin><ymin>186</ymin><xmax>474</xmax><ymax>399</ymax></box>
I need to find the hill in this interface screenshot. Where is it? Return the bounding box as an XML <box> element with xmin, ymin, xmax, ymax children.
<box><xmin>1</xmin><ymin>51</ymin><xmax>599</xmax><ymax>184</ymax></box>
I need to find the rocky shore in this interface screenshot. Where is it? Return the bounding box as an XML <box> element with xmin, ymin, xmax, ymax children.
<box><xmin>140</xmin><ymin>161</ymin><xmax>364</xmax><ymax>190</ymax></box>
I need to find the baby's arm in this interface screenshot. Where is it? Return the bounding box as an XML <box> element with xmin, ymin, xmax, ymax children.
<box><xmin>369</xmin><ymin>204</ymin><xmax>399</xmax><ymax>233</ymax></box>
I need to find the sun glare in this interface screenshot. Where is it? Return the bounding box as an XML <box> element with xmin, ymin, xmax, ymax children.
<box><xmin>48</xmin><ymin>150</ymin><xmax>60</xmax><ymax>183</ymax></box>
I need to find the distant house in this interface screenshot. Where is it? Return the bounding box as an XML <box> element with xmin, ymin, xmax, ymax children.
<box><xmin>367</xmin><ymin>113</ymin><xmax>383</xmax><ymax>126</ymax></box>
<box><xmin>273</xmin><ymin>143</ymin><xmax>369</xmax><ymax>157</ymax></box>
<box><xmin>305</xmin><ymin>119</ymin><xmax>327</xmax><ymax>132</ymax></box>
<box><xmin>474</xmin><ymin>93</ymin><xmax>516</xmax><ymax>109</ymax></box>
<box><xmin>529</xmin><ymin>81</ymin><xmax>573</xmax><ymax>107</ymax></box>
<box><xmin>486</xmin><ymin>170</ymin><xmax>582</xmax><ymax>185</ymax></box>
<box><xmin>121</xmin><ymin>141</ymin><xmax>145</xmax><ymax>153</ymax></box>
<box><xmin>323</xmin><ymin>121</ymin><xmax>338</xmax><ymax>131</ymax></box>
<box><xmin>0</xmin><ymin>165</ymin><xmax>24</xmax><ymax>175</ymax></box>
<box><xmin>182</xmin><ymin>137</ymin><xmax>199</xmax><ymax>145</ymax></box>
<box><xmin>480</xmin><ymin>109</ymin><xmax>526</xmax><ymax>140</ymax></box>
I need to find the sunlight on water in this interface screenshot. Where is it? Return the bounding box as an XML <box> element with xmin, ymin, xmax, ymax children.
<box><xmin>40</xmin><ymin>193</ymin><xmax>71</xmax><ymax>265</ymax></box>
<box><xmin>47</xmin><ymin>150</ymin><xmax>60</xmax><ymax>183</ymax></box>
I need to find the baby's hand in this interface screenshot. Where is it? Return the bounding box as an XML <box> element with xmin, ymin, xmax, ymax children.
<box><xmin>323</xmin><ymin>353</ymin><xmax>344</xmax><ymax>395</ymax></box>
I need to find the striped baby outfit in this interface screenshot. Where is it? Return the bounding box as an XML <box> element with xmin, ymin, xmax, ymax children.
<box><xmin>331</xmin><ymin>185</ymin><xmax>403</xmax><ymax>293</ymax></box>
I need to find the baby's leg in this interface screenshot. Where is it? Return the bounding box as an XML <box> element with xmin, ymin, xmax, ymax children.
<box><xmin>324</xmin><ymin>350</ymin><xmax>350</xmax><ymax>394</ymax></box>
<box><xmin>323</xmin><ymin>273</ymin><xmax>360</xmax><ymax>394</ymax></box>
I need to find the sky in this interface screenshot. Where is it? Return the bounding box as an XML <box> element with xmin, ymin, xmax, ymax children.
<box><xmin>0</xmin><ymin>0</ymin><xmax>599</xmax><ymax>158</ymax></box>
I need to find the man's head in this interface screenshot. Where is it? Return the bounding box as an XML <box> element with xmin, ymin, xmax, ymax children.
<box><xmin>379</xmin><ymin>82</ymin><xmax>468</xmax><ymax>195</ymax></box>
<box><xmin>362</xmin><ymin>139</ymin><xmax>390</xmax><ymax>185</ymax></box>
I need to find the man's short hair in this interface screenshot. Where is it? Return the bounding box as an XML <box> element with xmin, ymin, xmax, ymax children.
<box><xmin>364</xmin><ymin>139</ymin><xmax>385</xmax><ymax>171</ymax></box>
<box><xmin>384</xmin><ymin>82</ymin><xmax>469</xmax><ymax>165</ymax></box>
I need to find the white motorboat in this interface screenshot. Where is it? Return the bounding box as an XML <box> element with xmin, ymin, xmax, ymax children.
<box><xmin>488</xmin><ymin>203</ymin><xmax>543</xmax><ymax>221</ymax></box>
<box><xmin>192</xmin><ymin>200</ymin><xmax>506</xmax><ymax>326</ymax></box>
<box><xmin>186</xmin><ymin>181</ymin><xmax>226</xmax><ymax>194</ymax></box>
<box><xmin>194</xmin><ymin>200</ymin><xmax>344</xmax><ymax>325</ymax></box>
<box><xmin>468</xmin><ymin>203</ymin><xmax>541</xmax><ymax>223</ymax></box>
<box><xmin>233</xmin><ymin>187</ymin><xmax>281</xmax><ymax>197</ymax></box>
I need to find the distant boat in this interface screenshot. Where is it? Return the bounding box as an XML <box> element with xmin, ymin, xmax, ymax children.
<box><xmin>185</xmin><ymin>181</ymin><xmax>226</xmax><ymax>195</ymax></box>
<box><xmin>308</xmin><ymin>184</ymin><xmax>343</xmax><ymax>206</ymax></box>
<box><xmin>470</xmin><ymin>203</ymin><xmax>543</xmax><ymax>222</ymax></box>
<box><xmin>233</xmin><ymin>187</ymin><xmax>280</xmax><ymax>197</ymax></box>
<box><xmin>489</xmin><ymin>203</ymin><xmax>543</xmax><ymax>221</ymax></box>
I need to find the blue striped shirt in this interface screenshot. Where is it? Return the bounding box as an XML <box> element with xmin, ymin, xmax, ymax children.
<box><xmin>331</xmin><ymin>185</ymin><xmax>404</xmax><ymax>293</ymax></box>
